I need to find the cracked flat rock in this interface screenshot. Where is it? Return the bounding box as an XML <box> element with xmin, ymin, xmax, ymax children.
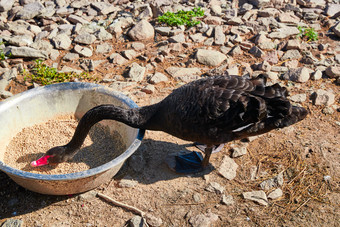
<box><xmin>243</xmin><ymin>190</ymin><xmax>268</xmax><ymax>206</ymax></box>
<box><xmin>196</xmin><ymin>49</ymin><xmax>227</xmax><ymax>67</ymax></box>
<box><xmin>218</xmin><ymin>156</ymin><xmax>238</xmax><ymax>180</ymax></box>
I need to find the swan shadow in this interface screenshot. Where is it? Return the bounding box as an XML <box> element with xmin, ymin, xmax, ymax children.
<box><xmin>116</xmin><ymin>138</ymin><xmax>215</xmax><ymax>185</ymax></box>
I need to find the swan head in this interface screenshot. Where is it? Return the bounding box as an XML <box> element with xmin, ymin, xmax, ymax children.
<box><xmin>31</xmin><ymin>146</ymin><xmax>70</xmax><ymax>167</ymax></box>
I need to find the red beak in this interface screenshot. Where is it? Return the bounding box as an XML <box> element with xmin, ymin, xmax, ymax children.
<box><xmin>31</xmin><ymin>155</ymin><xmax>53</xmax><ymax>167</ymax></box>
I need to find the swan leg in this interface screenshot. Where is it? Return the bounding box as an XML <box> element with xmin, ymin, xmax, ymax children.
<box><xmin>202</xmin><ymin>146</ymin><xmax>213</xmax><ymax>167</ymax></box>
<box><xmin>194</xmin><ymin>142</ymin><xmax>225</xmax><ymax>154</ymax></box>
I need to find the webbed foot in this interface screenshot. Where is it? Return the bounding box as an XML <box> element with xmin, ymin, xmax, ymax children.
<box><xmin>166</xmin><ymin>151</ymin><xmax>204</xmax><ymax>173</ymax></box>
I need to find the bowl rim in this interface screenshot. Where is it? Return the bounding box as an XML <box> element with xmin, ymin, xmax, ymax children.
<box><xmin>0</xmin><ymin>82</ymin><xmax>145</xmax><ymax>181</ymax></box>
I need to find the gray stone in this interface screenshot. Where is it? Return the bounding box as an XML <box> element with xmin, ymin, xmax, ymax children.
<box><xmin>290</xmin><ymin>94</ymin><xmax>307</xmax><ymax>103</ymax></box>
<box><xmin>258</xmin><ymin>8</ymin><xmax>279</xmax><ymax>17</ymax></box>
<box><xmin>149</xmin><ymin>72</ymin><xmax>168</xmax><ymax>84</ymax></box>
<box><xmin>138</xmin><ymin>5</ymin><xmax>153</xmax><ymax>20</ymax></box>
<box><xmin>268</xmin><ymin>188</ymin><xmax>283</xmax><ymax>200</ymax></box>
<box><xmin>168</xmin><ymin>33</ymin><xmax>186</xmax><ymax>43</ymax></box>
<box><xmin>258</xmin><ymin>41</ymin><xmax>276</xmax><ymax>50</ymax></box>
<box><xmin>0</xmin><ymin>90</ymin><xmax>13</xmax><ymax>99</ymax></box>
<box><xmin>204</xmin><ymin>16</ymin><xmax>223</xmax><ymax>25</ymax></box>
<box><xmin>0</xmin><ymin>0</ymin><xmax>14</xmax><ymax>12</ymax></box>
<box><xmin>231</xmin><ymin>145</ymin><xmax>247</xmax><ymax>158</ymax></box>
<box><xmin>206</xmin><ymin>182</ymin><xmax>225</xmax><ymax>194</ymax></box>
<box><xmin>225</xmin><ymin>8</ymin><xmax>237</xmax><ymax>18</ymax></box>
<box><xmin>268</xmin><ymin>27</ymin><xmax>300</xmax><ymax>39</ymax></box>
<box><xmin>281</xmin><ymin>49</ymin><xmax>302</xmax><ymax>61</ymax></box>
<box><xmin>122</xmin><ymin>49</ymin><xmax>138</xmax><ymax>60</ymax></box>
<box><xmin>127</xmin><ymin>63</ymin><xmax>146</xmax><ymax>82</ymax></box>
<box><xmin>155</xmin><ymin>27</ymin><xmax>171</xmax><ymax>36</ymax></box>
<box><xmin>249</xmin><ymin>0</ymin><xmax>271</xmax><ymax>8</ymax></box>
<box><xmin>96</xmin><ymin>43</ymin><xmax>112</xmax><ymax>54</ymax></box>
<box><xmin>63</xmin><ymin>53</ymin><xmax>79</xmax><ymax>61</ymax></box>
<box><xmin>189</xmin><ymin>33</ymin><xmax>207</xmax><ymax>43</ymax></box>
<box><xmin>52</xmin><ymin>33</ymin><xmax>72</xmax><ymax>50</ymax></box>
<box><xmin>243</xmin><ymin>190</ymin><xmax>268</xmax><ymax>206</ymax></box>
<box><xmin>109</xmin><ymin>53</ymin><xmax>128</xmax><ymax>65</ymax></box>
<box><xmin>311</xmin><ymin>89</ymin><xmax>335</xmax><ymax>106</ymax></box>
<box><xmin>300</xmin><ymin>51</ymin><xmax>318</xmax><ymax>65</ymax></box>
<box><xmin>249</xmin><ymin>46</ymin><xmax>265</xmax><ymax>58</ymax></box>
<box><xmin>141</xmin><ymin>84</ymin><xmax>155</xmax><ymax>94</ymax></box>
<box><xmin>165</xmin><ymin>67</ymin><xmax>201</xmax><ymax>82</ymax></box>
<box><xmin>189</xmin><ymin>212</ymin><xmax>219</xmax><ymax>227</ymax></box>
<box><xmin>1</xmin><ymin>219</ymin><xmax>23</xmax><ymax>227</ymax></box>
<box><xmin>74</xmin><ymin>45</ymin><xmax>92</xmax><ymax>57</ymax></box>
<box><xmin>68</xmin><ymin>14</ymin><xmax>89</xmax><ymax>24</ymax></box>
<box><xmin>128</xmin><ymin>20</ymin><xmax>154</xmax><ymax>41</ymax></box>
<box><xmin>279</xmin><ymin>12</ymin><xmax>300</xmax><ymax>24</ymax></box>
<box><xmin>131</xmin><ymin>42</ymin><xmax>145</xmax><ymax>51</ymax></box>
<box><xmin>50</xmin><ymin>49</ymin><xmax>59</xmax><ymax>61</ymax></box>
<box><xmin>16</xmin><ymin>2</ymin><xmax>45</xmax><ymax>19</ymax></box>
<box><xmin>6</xmin><ymin>46</ymin><xmax>48</xmax><ymax>59</ymax></box>
<box><xmin>325</xmin><ymin>4</ymin><xmax>340</xmax><ymax>17</ymax></box>
<box><xmin>312</xmin><ymin>70</ymin><xmax>322</xmax><ymax>80</ymax></box>
<box><xmin>229</xmin><ymin>45</ymin><xmax>243</xmax><ymax>56</ymax></box>
<box><xmin>214</xmin><ymin>26</ymin><xmax>225</xmax><ymax>45</ymax></box>
<box><xmin>325</xmin><ymin>66</ymin><xmax>340</xmax><ymax>78</ymax></box>
<box><xmin>7</xmin><ymin>35</ymin><xmax>33</xmax><ymax>47</ymax></box>
<box><xmin>91</xmin><ymin>2</ymin><xmax>117</xmax><ymax>15</ymax></box>
<box><xmin>211</xmin><ymin>5</ymin><xmax>222</xmax><ymax>15</ymax></box>
<box><xmin>258</xmin><ymin>61</ymin><xmax>271</xmax><ymax>71</ymax></box>
<box><xmin>286</xmin><ymin>39</ymin><xmax>301</xmax><ymax>50</ymax></box>
<box><xmin>221</xmin><ymin>194</ymin><xmax>234</xmax><ymax>205</ymax></box>
<box><xmin>271</xmin><ymin>66</ymin><xmax>288</xmax><ymax>72</ymax></box>
<box><xmin>218</xmin><ymin>156</ymin><xmax>238</xmax><ymax>180</ymax></box>
<box><xmin>74</xmin><ymin>34</ymin><xmax>96</xmax><ymax>45</ymax></box>
<box><xmin>297</xmin><ymin>0</ymin><xmax>326</xmax><ymax>8</ymax></box>
<box><xmin>95</xmin><ymin>27</ymin><xmax>113</xmax><ymax>41</ymax></box>
<box><xmin>0</xmin><ymin>69</ymin><xmax>17</xmax><ymax>91</ymax></box>
<box><xmin>129</xmin><ymin>216</ymin><xmax>144</xmax><ymax>227</ymax></box>
<box><xmin>283</xmin><ymin>67</ymin><xmax>310</xmax><ymax>83</ymax></box>
<box><xmin>119</xmin><ymin>177</ymin><xmax>138</xmax><ymax>188</ymax></box>
<box><xmin>56</xmin><ymin>6</ymin><xmax>74</xmax><ymax>16</ymax></box>
<box><xmin>196</xmin><ymin>49</ymin><xmax>227</xmax><ymax>67</ymax></box>
<box><xmin>77</xmin><ymin>190</ymin><xmax>97</xmax><ymax>201</ymax></box>
<box><xmin>260</xmin><ymin>173</ymin><xmax>284</xmax><ymax>190</ymax></box>
<box><xmin>30</xmin><ymin>40</ymin><xmax>53</xmax><ymax>54</ymax></box>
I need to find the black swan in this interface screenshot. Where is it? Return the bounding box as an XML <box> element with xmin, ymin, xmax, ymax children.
<box><xmin>31</xmin><ymin>74</ymin><xmax>307</xmax><ymax>173</ymax></box>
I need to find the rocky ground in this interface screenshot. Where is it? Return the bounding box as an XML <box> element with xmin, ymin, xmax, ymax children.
<box><xmin>0</xmin><ymin>0</ymin><xmax>339</xmax><ymax>226</ymax></box>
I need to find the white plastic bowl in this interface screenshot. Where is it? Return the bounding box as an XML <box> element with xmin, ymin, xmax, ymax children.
<box><xmin>0</xmin><ymin>82</ymin><xmax>144</xmax><ymax>195</ymax></box>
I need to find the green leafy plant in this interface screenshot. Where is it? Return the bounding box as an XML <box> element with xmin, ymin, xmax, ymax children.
<box><xmin>0</xmin><ymin>41</ymin><xmax>10</xmax><ymax>60</ymax></box>
<box><xmin>23</xmin><ymin>59</ymin><xmax>90</xmax><ymax>85</ymax></box>
<box><xmin>158</xmin><ymin>7</ymin><xmax>204</xmax><ymax>27</ymax></box>
<box><xmin>297</xmin><ymin>26</ymin><xmax>318</xmax><ymax>41</ymax></box>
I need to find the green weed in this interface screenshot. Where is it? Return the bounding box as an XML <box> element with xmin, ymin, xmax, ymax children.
<box><xmin>0</xmin><ymin>41</ymin><xmax>11</xmax><ymax>60</ymax></box>
<box><xmin>297</xmin><ymin>26</ymin><xmax>318</xmax><ymax>41</ymax></box>
<box><xmin>157</xmin><ymin>7</ymin><xmax>204</xmax><ymax>27</ymax></box>
<box><xmin>23</xmin><ymin>59</ymin><xmax>90</xmax><ymax>85</ymax></box>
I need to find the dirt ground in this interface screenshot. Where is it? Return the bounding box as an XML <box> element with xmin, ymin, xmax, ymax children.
<box><xmin>0</xmin><ymin>26</ymin><xmax>340</xmax><ymax>227</ymax></box>
<box><xmin>0</xmin><ymin>78</ymin><xmax>339</xmax><ymax>227</ymax></box>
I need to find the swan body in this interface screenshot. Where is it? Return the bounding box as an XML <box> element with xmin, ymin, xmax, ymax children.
<box><xmin>32</xmin><ymin>74</ymin><xmax>307</xmax><ymax>172</ymax></box>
